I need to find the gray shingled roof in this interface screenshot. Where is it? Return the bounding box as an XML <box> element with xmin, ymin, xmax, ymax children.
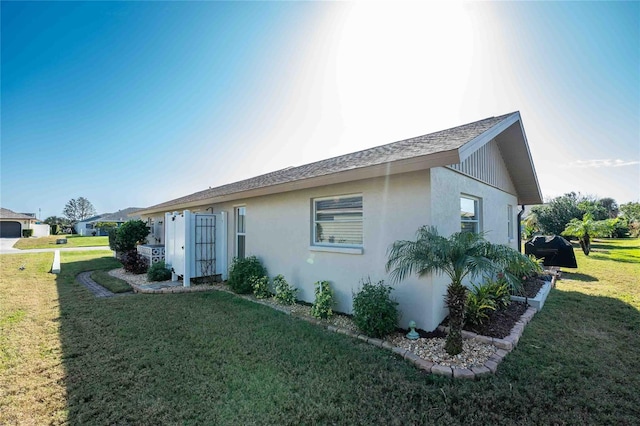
<box><xmin>0</xmin><ymin>208</ymin><xmax>38</xmax><ymax>220</ymax></box>
<box><xmin>83</xmin><ymin>208</ymin><xmax>143</xmax><ymax>223</ymax></box>
<box><xmin>144</xmin><ymin>113</ymin><xmax>516</xmax><ymax>212</ymax></box>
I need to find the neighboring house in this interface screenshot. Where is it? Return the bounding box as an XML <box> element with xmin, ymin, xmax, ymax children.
<box><xmin>0</xmin><ymin>208</ymin><xmax>50</xmax><ymax>237</ymax></box>
<box><xmin>74</xmin><ymin>208</ymin><xmax>142</xmax><ymax>236</ymax></box>
<box><xmin>136</xmin><ymin>112</ymin><xmax>543</xmax><ymax>331</ymax></box>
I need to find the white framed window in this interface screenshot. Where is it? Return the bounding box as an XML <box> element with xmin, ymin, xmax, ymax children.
<box><xmin>507</xmin><ymin>204</ymin><xmax>514</xmax><ymax>240</ymax></box>
<box><xmin>313</xmin><ymin>194</ymin><xmax>363</xmax><ymax>247</ymax></box>
<box><xmin>460</xmin><ymin>195</ymin><xmax>481</xmax><ymax>234</ymax></box>
<box><xmin>235</xmin><ymin>206</ymin><xmax>246</xmax><ymax>259</ymax></box>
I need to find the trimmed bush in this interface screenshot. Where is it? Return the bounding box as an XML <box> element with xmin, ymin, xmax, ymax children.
<box><xmin>273</xmin><ymin>274</ymin><xmax>297</xmax><ymax>305</ymax></box>
<box><xmin>114</xmin><ymin>220</ymin><xmax>149</xmax><ymax>253</ymax></box>
<box><xmin>51</xmin><ymin>224</ymin><xmax>59</xmax><ymax>235</ymax></box>
<box><xmin>352</xmin><ymin>278</ymin><xmax>398</xmax><ymax>338</ymax></box>
<box><xmin>22</xmin><ymin>229</ymin><xmax>34</xmax><ymax>238</ymax></box>
<box><xmin>251</xmin><ymin>275</ymin><xmax>271</xmax><ymax>299</ymax></box>
<box><xmin>227</xmin><ymin>256</ymin><xmax>267</xmax><ymax>294</ymax></box>
<box><xmin>311</xmin><ymin>280</ymin><xmax>334</xmax><ymax>319</ymax></box>
<box><xmin>147</xmin><ymin>261</ymin><xmax>172</xmax><ymax>282</ymax></box>
<box><xmin>121</xmin><ymin>250</ymin><xmax>148</xmax><ymax>274</ymax></box>
<box><xmin>465</xmin><ymin>283</ymin><xmax>496</xmax><ymax>327</ymax></box>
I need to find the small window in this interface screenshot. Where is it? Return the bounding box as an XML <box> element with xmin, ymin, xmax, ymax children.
<box><xmin>460</xmin><ymin>196</ymin><xmax>480</xmax><ymax>234</ymax></box>
<box><xmin>235</xmin><ymin>207</ymin><xmax>246</xmax><ymax>259</ymax></box>
<box><xmin>507</xmin><ymin>204</ymin><xmax>514</xmax><ymax>240</ymax></box>
<box><xmin>313</xmin><ymin>195</ymin><xmax>363</xmax><ymax>247</ymax></box>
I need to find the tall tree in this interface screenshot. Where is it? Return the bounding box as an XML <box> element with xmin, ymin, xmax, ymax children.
<box><xmin>531</xmin><ymin>192</ymin><xmax>584</xmax><ymax>235</ymax></box>
<box><xmin>386</xmin><ymin>226</ymin><xmax>535</xmax><ymax>356</ymax></box>
<box><xmin>598</xmin><ymin>197</ymin><xmax>619</xmax><ymax>219</ymax></box>
<box><xmin>63</xmin><ymin>197</ymin><xmax>96</xmax><ymax>224</ymax></box>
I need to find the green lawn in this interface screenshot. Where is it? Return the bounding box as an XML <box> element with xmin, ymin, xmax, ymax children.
<box><xmin>90</xmin><ymin>270</ymin><xmax>132</xmax><ymax>293</ymax></box>
<box><xmin>1</xmin><ymin>240</ymin><xmax>638</xmax><ymax>424</ymax></box>
<box><xmin>13</xmin><ymin>235</ymin><xmax>110</xmax><ymax>249</ymax></box>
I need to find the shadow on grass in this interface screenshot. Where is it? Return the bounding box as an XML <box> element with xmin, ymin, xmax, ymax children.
<box><xmin>561</xmin><ymin>271</ymin><xmax>599</xmax><ymax>282</ymax></box>
<box><xmin>53</xmin><ymin>254</ymin><xmax>640</xmax><ymax>424</ymax></box>
<box><xmin>589</xmin><ymin>253</ymin><xmax>639</xmax><ymax>264</ymax></box>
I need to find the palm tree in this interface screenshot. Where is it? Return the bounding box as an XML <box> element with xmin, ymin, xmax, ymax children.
<box><xmin>561</xmin><ymin>213</ymin><xmax>608</xmax><ymax>256</ymax></box>
<box><xmin>386</xmin><ymin>226</ymin><xmax>532</xmax><ymax>355</ymax></box>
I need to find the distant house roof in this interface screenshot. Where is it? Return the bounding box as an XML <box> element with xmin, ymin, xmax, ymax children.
<box><xmin>0</xmin><ymin>208</ymin><xmax>39</xmax><ymax>220</ymax></box>
<box><xmin>80</xmin><ymin>208</ymin><xmax>143</xmax><ymax>224</ymax></box>
<box><xmin>138</xmin><ymin>112</ymin><xmax>542</xmax><ymax>215</ymax></box>
<box><xmin>98</xmin><ymin>208</ymin><xmax>142</xmax><ymax>222</ymax></box>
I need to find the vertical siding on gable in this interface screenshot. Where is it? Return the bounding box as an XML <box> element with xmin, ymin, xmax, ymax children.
<box><xmin>449</xmin><ymin>139</ymin><xmax>517</xmax><ymax>195</ymax></box>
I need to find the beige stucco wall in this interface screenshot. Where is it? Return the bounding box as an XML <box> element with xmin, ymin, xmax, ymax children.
<box><xmin>142</xmin><ymin>166</ymin><xmax>520</xmax><ymax>331</ymax></box>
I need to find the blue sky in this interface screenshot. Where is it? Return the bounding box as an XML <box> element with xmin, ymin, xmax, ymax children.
<box><xmin>1</xmin><ymin>1</ymin><xmax>638</xmax><ymax>220</ymax></box>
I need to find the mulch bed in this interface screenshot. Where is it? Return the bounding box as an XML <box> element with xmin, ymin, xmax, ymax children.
<box><xmin>465</xmin><ymin>302</ymin><xmax>528</xmax><ymax>338</ymax></box>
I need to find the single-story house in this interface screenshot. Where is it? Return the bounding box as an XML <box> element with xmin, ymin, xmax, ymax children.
<box><xmin>136</xmin><ymin>111</ymin><xmax>543</xmax><ymax>331</ymax></box>
<box><xmin>0</xmin><ymin>208</ymin><xmax>50</xmax><ymax>237</ymax></box>
<box><xmin>74</xmin><ymin>208</ymin><xmax>142</xmax><ymax>236</ymax></box>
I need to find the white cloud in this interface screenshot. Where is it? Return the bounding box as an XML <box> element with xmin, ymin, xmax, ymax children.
<box><xmin>568</xmin><ymin>159</ymin><xmax>640</xmax><ymax>168</ymax></box>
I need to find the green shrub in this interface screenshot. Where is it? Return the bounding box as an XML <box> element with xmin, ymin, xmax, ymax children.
<box><xmin>147</xmin><ymin>261</ymin><xmax>172</xmax><ymax>282</ymax></box>
<box><xmin>311</xmin><ymin>280</ymin><xmax>334</xmax><ymax>319</ymax></box>
<box><xmin>114</xmin><ymin>220</ymin><xmax>149</xmax><ymax>253</ymax></box>
<box><xmin>465</xmin><ymin>283</ymin><xmax>496</xmax><ymax>327</ymax></box>
<box><xmin>484</xmin><ymin>278</ymin><xmax>511</xmax><ymax>310</ymax></box>
<box><xmin>251</xmin><ymin>275</ymin><xmax>271</xmax><ymax>299</ymax></box>
<box><xmin>51</xmin><ymin>224</ymin><xmax>59</xmax><ymax>235</ymax></box>
<box><xmin>273</xmin><ymin>274</ymin><xmax>297</xmax><ymax>305</ymax></box>
<box><xmin>352</xmin><ymin>278</ymin><xmax>398</xmax><ymax>338</ymax></box>
<box><xmin>121</xmin><ymin>250</ymin><xmax>148</xmax><ymax>274</ymax></box>
<box><xmin>22</xmin><ymin>229</ymin><xmax>34</xmax><ymax>238</ymax></box>
<box><xmin>227</xmin><ymin>256</ymin><xmax>267</xmax><ymax>294</ymax></box>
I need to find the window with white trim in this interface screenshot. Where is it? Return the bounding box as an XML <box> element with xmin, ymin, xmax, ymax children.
<box><xmin>235</xmin><ymin>206</ymin><xmax>246</xmax><ymax>259</ymax></box>
<box><xmin>460</xmin><ymin>196</ymin><xmax>480</xmax><ymax>234</ymax></box>
<box><xmin>507</xmin><ymin>204</ymin><xmax>514</xmax><ymax>240</ymax></box>
<box><xmin>313</xmin><ymin>194</ymin><xmax>363</xmax><ymax>247</ymax></box>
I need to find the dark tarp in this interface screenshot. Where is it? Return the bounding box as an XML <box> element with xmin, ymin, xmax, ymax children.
<box><xmin>524</xmin><ymin>235</ymin><xmax>578</xmax><ymax>268</ymax></box>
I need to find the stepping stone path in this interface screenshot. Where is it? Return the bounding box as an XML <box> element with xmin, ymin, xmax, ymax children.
<box><xmin>76</xmin><ymin>271</ymin><xmax>116</xmax><ymax>298</ymax></box>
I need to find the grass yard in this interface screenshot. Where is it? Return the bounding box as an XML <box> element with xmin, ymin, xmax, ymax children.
<box><xmin>1</xmin><ymin>240</ymin><xmax>639</xmax><ymax>424</ymax></box>
<box><xmin>13</xmin><ymin>235</ymin><xmax>109</xmax><ymax>250</ymax></box>
<box><xmin>90</xmin><ymin>270</ymin><xmax>132</xmax><ymax>293</ymax></box>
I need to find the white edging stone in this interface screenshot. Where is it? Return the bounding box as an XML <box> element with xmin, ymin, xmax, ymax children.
<box><xmin>51</xmin><ymin>250</ymin><xmax>61</xmax><ymax>274</ymax></box>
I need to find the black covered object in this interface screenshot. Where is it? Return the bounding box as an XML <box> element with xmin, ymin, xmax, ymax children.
<box><xmin>524</xmin><ymin>235</ymin><xmax>578</xmax><ymax>268</ymax></box>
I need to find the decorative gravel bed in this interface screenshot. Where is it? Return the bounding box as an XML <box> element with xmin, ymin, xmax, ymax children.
<box><xmin>388</xmin><ymin>333</ymin><xmax>496</xmax><ymax>369</ymax></box>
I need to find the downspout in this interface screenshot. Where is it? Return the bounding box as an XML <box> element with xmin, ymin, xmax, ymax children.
<box><xmin>517</xmin><ymin>204</ymin><xmax>526</xmax><ymax>253</ymax></box>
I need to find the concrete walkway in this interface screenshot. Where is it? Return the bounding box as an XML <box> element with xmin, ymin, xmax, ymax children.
<box><xmin>76</xmin><ymin>271</ymin><xmax>117</xmax><ymax>298</ymax></box>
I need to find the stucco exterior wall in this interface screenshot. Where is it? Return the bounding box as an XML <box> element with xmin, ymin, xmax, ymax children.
<box><xmin>209</xmin><ymin>170</ymin><xmax>437</xmax><ymax>329</ymax></box>
<box><xmin>141</xmin><ymin>166</ymin><xmax>520</xmax><ymax>332</ymax></box>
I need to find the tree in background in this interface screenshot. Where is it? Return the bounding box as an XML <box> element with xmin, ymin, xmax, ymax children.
<box><xmin>62</xmin><ymin>197</ymin><xmax>96</xmax><ymax>225</ymax></box>
<box><xmin>561</xmin><ymin>213</ymin><xmax>609</xmax><ymax>255</ymax></box>
<box><xmin>95</xmin><ymin>221</ymin><xmax>118</xmax><ymax>235</ymax></box>
<box><xmin>531</xmin><ymin>192</ymin><xmax>584</xmax><ymax>235</ymax></box>
<box><xmin>598</xmin><ymin>197</ymin><xmax>619</xmax><ymax>219</ymax></box>
<box><xmin>531</xmin><ymin>193</ymin><xmax>624</xmax><ymax>236</ymax></box>
<box><xmin>43</xmin><ymin>216</ymin><xmax>69</xmax><ymax>235</ymax></box>
<box><xmin>620</xmin><ymin>202</ymin><xmax>640</xmax><ymax>237</ymax></box>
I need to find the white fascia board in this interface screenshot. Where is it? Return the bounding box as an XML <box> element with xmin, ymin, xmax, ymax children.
<box><xmin>458</xmin><ymin>112</ymin><xmax>520</xmax><ymax>162</ymax></box>
<box><xmin>515</xmin><ymin>116</ymin><xmax>543</xmax><ymax>204</ymax></box>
